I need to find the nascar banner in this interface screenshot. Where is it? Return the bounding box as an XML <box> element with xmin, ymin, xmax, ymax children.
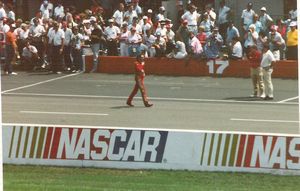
<box><xmin>2</xmin><ymin>124</ymin><xmax>300</xmax><ymax>175</ymax></box>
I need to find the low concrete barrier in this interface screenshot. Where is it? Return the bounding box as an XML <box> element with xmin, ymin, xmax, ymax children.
<box><xmin>85</xmin><ymin>56</ymin><xmax>298</xmax><ymax>79</ymax></box>
<box><xmin>3</xmin><ymin>123</ymin><xmax>300</xmax><ymax>175</ymax></box>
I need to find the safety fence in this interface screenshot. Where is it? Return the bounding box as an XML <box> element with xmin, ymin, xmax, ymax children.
<box><xmin>84</xmin><ymin>56</ymin><xmax>298</xmax><ymax>79</ymax></box>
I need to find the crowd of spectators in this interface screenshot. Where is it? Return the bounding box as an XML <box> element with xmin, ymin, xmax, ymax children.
<box><xmin>0</xmin><ymin>0</ymin><xmax>298</xmax><ymax>75</ymax></box>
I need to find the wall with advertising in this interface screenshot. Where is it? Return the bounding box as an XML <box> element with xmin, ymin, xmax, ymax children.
<box><xmin>2</xmin><ymin>124</ymin><xmax>300</xmax><ymax>175</ymax></box>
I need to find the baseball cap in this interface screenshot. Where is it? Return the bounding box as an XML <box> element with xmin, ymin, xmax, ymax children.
<box><xmin>260</xmin><ymin>7</ymin><xmax>267</xmax><ymax>11</ymax></box>
<box><xmin>289</xmin><ymin>21</ymin><xmax>297</xmax><ymax>27</ymax></box>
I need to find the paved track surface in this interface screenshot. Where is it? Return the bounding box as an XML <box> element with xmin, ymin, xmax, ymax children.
<box><xmin>1</xmin><ymin>72</ymin><xmax>299</xmax><ymax>134</ymax></box>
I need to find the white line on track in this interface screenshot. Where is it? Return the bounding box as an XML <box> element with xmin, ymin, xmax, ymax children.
<box><xmin>277</xmin><ymin>96</ymin><xmax>299</xmax><ymax>103</ymax></box>
<box><xmin>20</xmin><ymin>111</ymin><xmax>109</xmax><ymax>116</ymax></box>
<box><xmin>231</xmin><ymin>118</ymin><xmax>299</xmax><ymax>123</ymax></box>
<box><xmin>1</xmin><ymin>73</ymin><xmax>80</xmax><ymax>94</ymax></box>
<box><xmin>3</xmin><ymin>92</ymin><xmax>299</xmax><ymax>105</ymax></box>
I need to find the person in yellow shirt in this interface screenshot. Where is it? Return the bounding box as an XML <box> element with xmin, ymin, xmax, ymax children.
<box><xmin>286</xmin><ymin>21</ymin><xmax>298</xmax><ymax>60</ymax></box>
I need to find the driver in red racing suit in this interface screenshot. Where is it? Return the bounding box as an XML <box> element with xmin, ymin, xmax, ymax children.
<box><xmin>127</xmin><ymin>54</ymin><xmax>153</xmax><ymax>107</ymax></box>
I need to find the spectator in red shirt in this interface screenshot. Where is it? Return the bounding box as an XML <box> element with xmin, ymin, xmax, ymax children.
<box><xmin>127</xmin><ymin>53</ymin><xmax>153</xmax><ymax>107</ymax></box>
<box><xmin>247</xmin><ymin>45</ymin><xmax>264</xmax><ymax>98</ymax></box>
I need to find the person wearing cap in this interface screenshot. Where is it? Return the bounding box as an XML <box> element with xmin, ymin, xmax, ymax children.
<box><xmin>124</xmin><ymin>4</ymin><xmax>138</xmax><ymax>25</ymax></box>
<box><xmin>127</xmin><ymin>53</ymin><xmax>153</xmax><ymax>107</ymax></box>
<box><xmin>62</xmin><ymin>21</ymin><xmax>73</xmax><ymax>71</ymax></box>
<box><xmin>128</xmin><ymin>26</ymin><xmax>142</xmax><ymax>57</ymax></box>
<box><xmin>140</xmin><ymin>16</ymin><xmax>152</xmax><ymax>35</ymax></box>
<box><xmin>218</xmin><ymin>0</ymin><xmax>231</xmax><ymax>40</ymax></box>
<box><xmin>259</xmin><ymin>7</ymin><xmax>273</xmax><ymax>33</ymax></box>
<box><xmin>104</xmin><ymin>19</ymin><xmax>120</xmax><ymax>56</ymax></box>
<box><xmin>268</xmin><ymin>25</ymin><xmax>285</xmax><ymax>60</ymax></box>
<box><xmin>119</xmin><ymin>22</ymin><xmax>129</xmax><ymax>56</ymax></box>
<box><xmin>155</xmin><ymin>20</ymin><xmax>167</xmax><ymax>39</ymax></box>
<box><xmin>112</xmin><ymin>3</ymin><xmax>125</xmax><ymax>27</ymax></box>
<box><xmin>89</xmin><ymin>18</ymin><xmax>104</xmax><ymax>73</ymax></box>
<box><xmin>157</xmin><ymin>6</ymin><xmax>166</xmax><ymax>22</ymax></box>
<box><xmin>176</xmin><ymin>20</ymin><xmax>190</xmax><ymax>51</ymax></box>
<box><xmin>200</xmin><ymin>13</ymin><xmax>213</xmax><ymax>36</ymax></box>
<box><xmin>286</xmin><ymin>21</ymin><xmax>298</xmax><ymax>60</ymax></box>
<box><xmin>146</xmin><ymin>9</ymin><xmax>153</xmax><ymax>25</ymax></box>
<box><xmin>40</xmin><ymin>0</ymin><xmax>53</xmax><ymax>18</ymax></box>
<box><xmin>4</xmin><ymin>24</ymin><xmax>18</xmax><ymax>75</ymax></box>
<box><xmin>181</xmin><ymin>4</ymin><xmax>200</xmax><ymax>35</ymax></box>
<box><xmin>260</xmin><ymin>44</ymin><xmax>276</xmax><ymax>100</ymax></box>
<box><xmin>241</xmin><ymin>2</ymin><xmax>255</xmax><ymax>32</ymax></box>
<box><xmin>244</xmin><ymin>24</ymin><xmax>258</xmax><ymax>54</ymax></box>
<box><xmin>204</xmin><ymin>27</ymin><xmax>223</xmax><ymax>59</ymax></box>
<box><xmin>152</xmin><ymin>31</ymin><xmax>166</xmax><ymax>57</ymax></box>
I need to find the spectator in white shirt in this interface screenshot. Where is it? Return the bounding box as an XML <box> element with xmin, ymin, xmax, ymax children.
<box><xmin>128</xmin><ymin>26</ymin><xmax>142</xmax><ymax>57</ymax></box>
<box><xmin>142</xmin><ymin>28</ymin><xmax>156</xmax><ymax>57</ymax></box>
<box><xmin>104</xmin><ymin>19</ymin><xmax>120</xmax><ymax>56</ymax></box>
<box><xmin>181</xmin><ymin>4</ymin><xmax>200</xmax><ymax>35</ymax></box>
<box><xmin>7</xmin><ymin>4</ymin><xmax>15</xmax><ymax>21</ymax></box>
<box><xmin>244</xmin><ymin>24</ymin><xmax>258</xmax><ymax>53</ymax></box>
<box><xmin>157</xmin><ymin>6</ymin><xmax>166</xmax><ymax>22</ymax></box>
<box><xmin>22</xmin><ymin>40</ymin><xmax>39</xmax><ymax>71</ymax></box>
<box><xmin>152</xmin><ymin>32</ymin><xmax>166</xmax><ymax>57</ymax></box>
<box><xmin>133</xmin><ymin>0</ymin><xmax>142</xmax><ymax>16</ymax></box>
<box><xmin>0</xmin><ymin>2</ymin><xmax>7</xmax><ymax>19</ymax></box>
<box><xmin>119</xmin><ymin>22</ymin><xmax>130</xmax><ymax>56</ymax></box>
<box><xmin>259</xmin><ymin>7</ymin><xmax>273</xmax><ymax>33</ymax></box>
<box><xmin>218</xmin><ymin>0</ymin><xmax>231</xmax><ymax>40</ymax></box>
<box><xmin>169</xmin><ymin>40</ymin><xmax>187</xmax><ymax>59</ymax></box>
<box><xmin>260</xmin><ymin>45</ymin><xmax>276</xmax><ymax>100</ymax></box>
<box><xmin>48</xmin><ymin>21</ymin><xmax>65</xmax><ymax>74</ymax></box>
<box><xmin>241</xmin><ymin>2</ymin><xmax>255</xmax><ymax>32</ymax></box>
<box><xmin>54</xmin><ymin>2</ymin><xmax>65</xmax><ymax>19</ymax></box>
<box><xmin>112</xmin><ymin>3</ymin><xmax>124</xmax><ymax>27</ymax></box>
<box><xmin>29</xmin><ymin>18</ymin><xmax>46</xmax><ymax>59</ymax></box>
<box><xmin>124</xmin><ymin>4</ymin><xmax>138</xmax><ymax>25</ymax></box>
<box><xmin>165</xmin><ymin>24</ymin><xmax>175</xmax><ymax>54</ymax></box>
<box><xmin>205</xmin><ymin>4</ymin><xmax>216</xmax><ymax>26</ymax></box>
<box><xmin>229</xmin><ymin>37</ymin><xmax>243</xmax><ymax>60</ymax></box>
<box><xmin>62</xmin><ymin>22</ymin><xmax>73</xmax><ymax>71</ymax></box>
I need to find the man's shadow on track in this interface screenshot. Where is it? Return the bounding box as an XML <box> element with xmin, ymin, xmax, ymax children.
<box><xmin>224</xmin><ymin>97</ymin><xmax>263</xmax><ymax>101</ymax></box>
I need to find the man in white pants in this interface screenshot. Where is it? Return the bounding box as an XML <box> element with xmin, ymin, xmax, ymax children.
<box><xmin>261</xmin><ymin>45</ymin><xmax>276</xmax><ymax>100</ymax></box>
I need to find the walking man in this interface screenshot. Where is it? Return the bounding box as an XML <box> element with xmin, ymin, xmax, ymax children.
<box><xmin>127</xmin><ymin>54</ymin><xmax>153</xmax><ymax>107</ymax></box>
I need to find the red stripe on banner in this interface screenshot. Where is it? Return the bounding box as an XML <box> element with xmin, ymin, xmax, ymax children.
<box><xmin>50</xmin><ymin>128</ymin><xmax>62</xmax><ymax>159</ymax></box>
<box><xmin>244</xmin><ymin>135</ymin><xmax>255</xmax><ymax>167</ymax></box>
<box><xmin>43</xmin><ymin>127</ymin><xmax>53</xmax><ymax>159</ymax></box>
<box><xmin>236</xmin><ymin>135</ymin><xmax>246</xmax><ymax>167</ymax></box>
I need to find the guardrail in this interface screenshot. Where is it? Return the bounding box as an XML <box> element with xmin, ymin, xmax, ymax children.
<box><xmin>84</xmin><ymin>56</ymin><xmax>298</xmax><ymax>79</ymax></box>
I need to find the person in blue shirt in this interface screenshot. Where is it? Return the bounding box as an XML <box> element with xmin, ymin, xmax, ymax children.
<box><xmin>204</xmin><ymin>27</ymin><xmax>223</xmax><ymax>59</ymax></box>
<box><xmin>226</xmin><ymin>21</ymin><xmax>240</xmax><ymax>46</ymax></box>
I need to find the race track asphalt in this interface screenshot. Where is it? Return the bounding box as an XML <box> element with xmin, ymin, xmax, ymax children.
<box><xmin>1</xmin><ymin>72</ymin><xmax>299</xmax><ymax>134</ymax></box>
